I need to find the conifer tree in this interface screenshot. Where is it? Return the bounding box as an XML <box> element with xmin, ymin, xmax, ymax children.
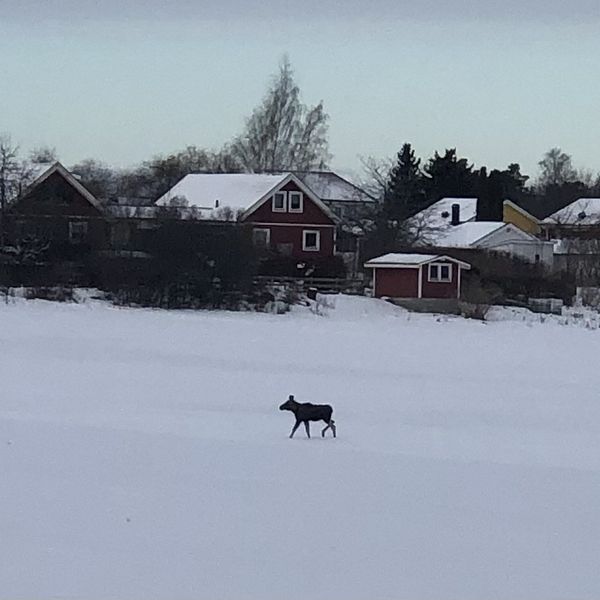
<box><xmin>383</xmin><ymin>143</ymin><xmax>427</xmax><ymax>221</ymax></box>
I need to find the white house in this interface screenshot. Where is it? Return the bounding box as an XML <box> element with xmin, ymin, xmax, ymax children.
<box><xmin>408</xmin><ymin>199</ymin><xmax>553</xmax><ymax>266</ymax></box>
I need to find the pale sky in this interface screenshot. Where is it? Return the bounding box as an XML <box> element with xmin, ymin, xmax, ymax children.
<box><xmin>1</xmin><ymin>0</ymin><xmax>600</xmax><ymax>179</ymax></box>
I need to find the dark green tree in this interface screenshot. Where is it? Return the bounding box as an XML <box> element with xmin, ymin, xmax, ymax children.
<box><xmin>424</xmin><ymin>148</ymin><xmax>478</xmax><ymax>201</ymax></box>
<box><xmin>383</xmin><ymin>143</ymin><xmax>427</xmax><ymax>221</ymax></box>
<box><xmin>476</xmin><ymin>164</ymin><xmax>531</xmax><ymax>221</ymax></box>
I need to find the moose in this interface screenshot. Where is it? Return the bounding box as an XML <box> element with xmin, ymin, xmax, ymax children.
<box><xmin>279</xmin><ymin>395</ymin><xmax>336</xmax><ymax>439</ymax></box>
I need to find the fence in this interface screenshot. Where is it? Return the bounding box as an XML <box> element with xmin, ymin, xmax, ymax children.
<box><xmin>252</xmin><ymin>276</ymin><xmax>366</xmax><ymax>295</ymax></box>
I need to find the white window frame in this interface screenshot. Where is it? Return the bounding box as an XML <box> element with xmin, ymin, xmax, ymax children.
<box><xmin>302</xmin><ymin>229</ymin><xmax>320</xmax><ymax>252</ymax></box>
<box><xmin>252</xmin><ymin>227</ymin><xmax>271</xmax><ymax>248</ymax></box>
<box><xmin>68</xmin><ymin>220</ymin><xmax>88</xmax><ymax>244</ymax></box>
<box><xmin>428</xmin><ymin>262</ymin><xmax>452</xmax><ymax>283</ymax></box>
<box><xmin>272</xmin><ymin>191</ymin><xmax>287</xmax><ymax>213</ymax></box>
<box><xmin>288</xmin><ymin>191</ymin><xmax>303</xmax><ymax>213</ymax></box>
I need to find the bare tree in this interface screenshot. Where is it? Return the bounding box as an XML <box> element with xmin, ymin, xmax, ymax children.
<box><xmin>70</xmin><ymin>159</ymin><xmax>116</xmax><ymax>199</ymax></box>
<box><xmin>30</xmin><ymin>145</ymin><xmax>58</xmax><ymax>164</ymax></box>
<box><xmin>537</xmin><ymin>147</ymin><xmax>577</xmax><ymax>190</ymax></box>
<box><xmin>359</xmin><ymin>155</ymin><xmax>392</xmax><ymax>200</ymax></box>
<box><xmin>232</xmin><ymin>56</ymin><xmax>330</xmax><ymax>172</ymax></box>
<box><xmin>0</xmin><ymin>135</ymin><xmax>22</xmax><ymax>246</ymax></box>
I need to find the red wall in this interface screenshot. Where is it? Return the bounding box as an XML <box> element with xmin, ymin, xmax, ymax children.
<box><xmin>15</xmin><ymin>171</ymin><xmax>102</xmax><ymax>218</ymax></box>
<box><xmin>245</xmin><ymin>180</ymin><xmax>335</xmax><ymax>258</ymax></box>
<box><xmin>421</xmin><ymin>262</ymin><xmax>460</xmax><ymax>299</ymax></box>
<box><xmin>244</xmin><ymin>181</ymin><xmax>335</xmax><ymax>225</ymax></box>
<box><xmin>256</xmin><ymin>224</ymin><xmax>335</xmax><ymax>258</ymax></box>
<box><xmin>373</xmin><ymin>262</ymin><xmax>461</xmax><ymax>298</ymax></box>
<box><xmin>374</xmin><ymin>268</ymin><xmax>418</xmax><ymax>297</ymax></box>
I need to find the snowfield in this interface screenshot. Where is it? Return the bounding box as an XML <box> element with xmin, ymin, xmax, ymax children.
<box><xmin>1</xmin><ymin>296</ymin><xmax>600</xmax><ymax>600</ymax></box>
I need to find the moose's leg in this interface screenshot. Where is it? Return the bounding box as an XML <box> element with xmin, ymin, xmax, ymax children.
<box><xmin>289</xmin><ymin>420</ymin><xmax>301</xmax><ymax>439</ymax></box>
<box><xmin>330</xmin><ymin>420</ymin><xmax>337</xmax><ymax>438</ymax></box>
<box><xmin>321</xmin><ymin>423</ymin><xmax>330</xmax><ymax>437</ymax></box>
<box><xmin>304</xmin><ymin>421</ymin><xmax>311</xmax><ymax>439</ymax></box>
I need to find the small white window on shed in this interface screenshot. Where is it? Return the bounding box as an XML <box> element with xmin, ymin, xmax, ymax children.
<box><xmin>428</xmin><ymin>262</ymin><xmax>452</xmax><ymax>283</ymax></box>
<box><xmin>68</xmin><ymin>221</ymin><xmax>88</xmax><ymax>244</ymax></box>
<box><xmin>302</xmin><ymin>230</ymin><xmax>320</xmax><ymax>252</ymax></box>
<box><xmin>272</xmin><ymin>191</ymin><xmax>287</xmax><ymax>212</ymax></box>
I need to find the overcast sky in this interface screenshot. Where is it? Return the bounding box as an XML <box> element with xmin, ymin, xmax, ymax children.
<box><xmin>1</xmin><ymin>0</ymin><xmax>599</xmax><ymax>179</ymax></box>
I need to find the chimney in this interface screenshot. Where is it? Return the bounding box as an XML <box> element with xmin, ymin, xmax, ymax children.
<box><xmin>451</xmin><ymin>203</ymin><xmax>460</xmax><ymax>226</ymax></box>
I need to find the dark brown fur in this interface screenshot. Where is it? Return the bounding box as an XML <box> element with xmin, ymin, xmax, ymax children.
<box><xmin>279</xmin><ymin>395</ymin><xmax>336</xmax><ymax>439</ymax></box>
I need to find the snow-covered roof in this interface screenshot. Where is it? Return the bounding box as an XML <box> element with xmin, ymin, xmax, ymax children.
<box><xmin>155</xmin><ymin>172</ymin><xmax>337</xmax><ymax>222</ymax></box>
<box><xmin>429</xmin><ymin>222</ymin><xmax>506</xmax><ymax>247</ymax></box>
<box><xmin>543</xmin><ymin>198</ymin><xmax>600</xmax><ymax>225</ymax></box>
<box><xmin>294</xmin><ymin>171</ymin><xmax>376</xmax><ymax>204</ymax></box>
<box><xmin>409</xmin><ymin>197</ymin><xmax>478</xmax><ymax>230</ymax></box>
<box><xmin>156</xmin><ymin>174</ymin><xmax>287</xmax><ymax>215</ymax></box>
<box><xmin>364</xmin><ymin>253</ymin><xmax>471</xmax><ymax>268</ymax></box>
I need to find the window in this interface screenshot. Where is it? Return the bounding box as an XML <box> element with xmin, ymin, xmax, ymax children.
<box><xmin>288</xmin><ymin>191</ymin><xmax>303</xmax><ymax>213</ymax></box>
<box><xmin>302</xmin><ymin>230</ymin><xmax>320</xmax><ymax>252</ymax></box>
<box><xmin>68</xmin><ymin>221</ymin><xmax>88</xmax><ymax>244</ymax></box>
<box><xmin>428</xmin><ymin>262</ymin><xmax>451</xmax><ymax>282</ymax></box>
<box><xmin>252</xmin><ymin>228</ymin><xmax>270</xmax><ymax>248</ymax></box>
<box><xmin>110</xmin><ymin>222</ymin><xmax>131</xmax><ymax>249</ymax></box>
<box><xmin>276</xmin><ymin>242</ymin><xmax>293</xmax><ymax>256</ymax></box>
<box><xmin>272</xmin><ymin>191</ymin><xmax>287</xmax><ymax>212</ymax></box>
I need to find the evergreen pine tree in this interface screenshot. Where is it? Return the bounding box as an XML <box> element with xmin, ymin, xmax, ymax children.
<box><xmin>383</xmin><ymin>143</ymin><xmax>427</xmax><ymax>221</ymax></box>
<box><xmin>424</xmin><ymin>148</ymin><xmax>478</xmax><ymax>201</ymax></box>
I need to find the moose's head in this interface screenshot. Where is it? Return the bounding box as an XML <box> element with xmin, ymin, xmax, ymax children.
<box><xmin>279</xmin><ymin>395</ymin><xmax>298</xmax><ymax>412</ymax></box>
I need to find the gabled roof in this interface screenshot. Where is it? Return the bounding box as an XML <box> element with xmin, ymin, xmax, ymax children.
<box><xmin>503</xmin><ymin>199</ymin><xmax>539</xmax><ymax>223</ymax></box>
<box><xmin>293</xmin><ymin>171</ymin><xmax>376</xmax><ymax>204</ymax></box>
<box><xmin>16</xmin><ymin>161</ymin><xmax>104</xmax><ymax>212</ymax></box>
<box><xmin>156</xmin><ymin>173</ymin><xmax>286</xmax><ymax>212</ymax></box>
<box><xmin>543</xmin><ymin>198</ymin><xmax>600</xmax><ymax>225</ymax></box>
<box><xmin>430</xmin><ymin>222</ymin><xmax>507</xmax><ymax>247</ymax></box>
<box><xmin>364</xmin><ymin>253</ymin><xmax>471</xmax><ymax>269</ymax></box>
<box><xmin>408</xmin><ymin>197</ymin><xmax>478</xmax><ymax>231</ymax></box>
<box><xmin>155</xmin><ymin>172</ymin><xmax>337</xmax><ymax>222</ymax></box>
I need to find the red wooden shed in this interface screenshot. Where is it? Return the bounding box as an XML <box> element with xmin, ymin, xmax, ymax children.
<box><xmin>364</xmin><ymin>253</ymin><xmax>471</xmax><ymax>299</ymax></box>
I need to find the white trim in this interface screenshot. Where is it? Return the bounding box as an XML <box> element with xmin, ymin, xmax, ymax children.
<box><xmin>475</xmin><ymin>222</ymin><xmax>538</xmax><ymax>247</ymax></box>
<box><xmin>17</xmin><ymin>161</ymin><xmax>104</xmax><ymax>212</ymax></box>
<box><xmin>417</xmin><ymin>266</ymin><xmax>423</xmax><ymax>298</ymax></box>
<box><xmin>272</xmin><ymin>191</ymin><xmax>287</xmax><ymax>213</ymax></box>
<box><xmin>364</xmin><ymin>253</ymin><xmax>471</xmax><ymax>270</ymax></box>
<box><xmin>366</xmin><ymin>264</ymin><xmax>421</xmax><ymax>269</ymax></box>
<box><xmin>428</xmin><ymin>262</ymin><xmax>452</xmax><ymax>283</ymax></box>
<box><xmin>302</xmin><ymin>229</ymin><xmax>321</xmax><ymax>252</ymax></box>
<box><xmin>503</xmin><ymin>199</ymin><xmax>540</xmax><ymax>224</ymax></box>
<box><xmin>372</xmin><ymin>268</ymin><xmax>377</xmax><ymax>297</ymax></box>
<box><xmin>241</xmin><ymin>173</ymin><xmax>338</xmax><ymax>223</ymax></box>
<box><xmin>68</xmin><ymin>220</ymin><xmax>89</xmax><ymax>243</ymax></box>
<box><xmin>250</xmin><ymin>221</ymin><xmax>335</xmax><ymax>228</ymax></box>
<box><xmin>457</xmin><ymin>266</ymin><xmax>462</xmax><ymax>299</ymax></box>
<box><xmin>288</xmin><ymin>190</ymin><xmax>303</xmax><ymax>213</ymax></box>
<box><xmin>252</xmin><ymin>227</ymin><xmax>271</xmax><ymax>248</ymax></box>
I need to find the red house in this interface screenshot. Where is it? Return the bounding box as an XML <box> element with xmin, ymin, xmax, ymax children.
<box><xmin>156</xmin><ymin>173</ymin><xmax>337</xmax><ymax>259</ymax></box>
<box><xmin>364</xmin><ymin>253</ymin><xmax>471</xmax><ymax>299</ymax></box>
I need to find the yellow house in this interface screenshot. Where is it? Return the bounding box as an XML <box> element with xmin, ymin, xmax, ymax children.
<box><xmin>503</xmin><ymin>199</ymin><xmax>541</xmax><ymax>235</ymax></box>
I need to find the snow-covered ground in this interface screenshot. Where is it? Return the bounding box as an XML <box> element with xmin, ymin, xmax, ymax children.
<box><xmin>1</xmin><ymin>296</ymin><xmax>600</xmax><ymax>600</ymax></box>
